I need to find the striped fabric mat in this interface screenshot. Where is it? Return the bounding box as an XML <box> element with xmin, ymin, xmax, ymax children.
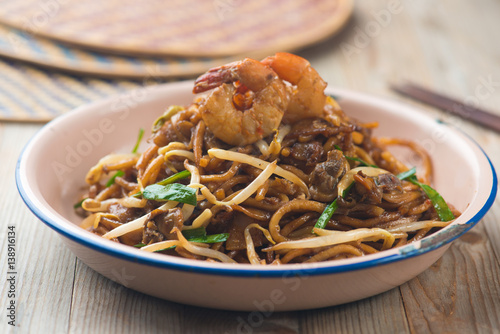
<box><xmin>0</xmin><ymin>24</ymin><xmax>236</xmax><ymax>79</ymax></box>
<box><xmin>0</xmin><ymin>59</ymin><xmax>159</xmax><ymax>122</ymax></box>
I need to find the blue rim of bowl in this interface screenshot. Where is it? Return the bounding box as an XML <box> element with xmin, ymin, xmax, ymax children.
<box><xmin>15</xmin><ymin>97</ymin><xmax>498</xmax><ymax>278</ymax></box>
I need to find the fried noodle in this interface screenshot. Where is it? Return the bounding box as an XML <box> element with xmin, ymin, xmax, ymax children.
<box><xmin>76</xmin><ymin>53</ymin><xmax>459</xmax><ymax>265</ymax></box>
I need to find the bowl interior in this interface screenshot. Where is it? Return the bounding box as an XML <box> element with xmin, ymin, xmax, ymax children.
<box><xmin>17</xmin><ymin>82</ymin><xmax>496</xmax><ymax>274</ymax></box>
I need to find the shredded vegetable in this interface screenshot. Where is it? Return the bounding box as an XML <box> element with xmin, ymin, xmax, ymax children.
<box><xmin>207</xmin><ymin>148</ymin><xmax>309</xmax><ymax>196</ymax></box>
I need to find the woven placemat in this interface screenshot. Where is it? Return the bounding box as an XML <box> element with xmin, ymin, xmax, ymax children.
<box><xmin>0</xmin><ymin>0</ymin><xmax>353</xmax><ymax>57</ymax></box>
<box><xmin>0</xmin><ymin>24</ymin><xmax>241</xmax><ymax>78</ymax></box>
<box><xmin>0</xmin><ymin>59</ymin><xmax>151</xmax><ymax>122</ymax></box>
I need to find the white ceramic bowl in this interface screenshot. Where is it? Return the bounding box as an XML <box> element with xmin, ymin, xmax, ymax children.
<box><xmin>16</xmin><ymin>81</ymin><xmax>497</xmax><ymax>311</ymax></box>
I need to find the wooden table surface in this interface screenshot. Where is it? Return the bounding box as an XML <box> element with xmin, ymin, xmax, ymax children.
<box><xmin>1</xmin><ymin>1</ymin><xmax>499</xmax><ymax>333</ymax></box>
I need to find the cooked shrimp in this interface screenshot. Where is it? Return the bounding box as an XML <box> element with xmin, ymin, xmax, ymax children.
<box><xmin>261</xmin><ymin>52</ymin><xmax>327</xmax><ymax>123</ymax></box>
<box><xmin>193</xmin><ymin>58</ymin><xmax>288</xmax><ymax>146</ymax></box>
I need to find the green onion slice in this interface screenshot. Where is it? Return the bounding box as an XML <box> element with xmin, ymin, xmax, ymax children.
<box><xmin>314</xmin><ymin>198</ymin><xmax>339</xmax><ymax>230</ymax></box>
<box><xmin>134</xmin><ymin>227</ymin><xmax>229</xmax><ymax>252</ymax></box>
<box><xmin>314</xmin><ymin>183</ymin><xmax>355</xmax><ymax>229</ymax></box>
<box><xmin>132</xmin><ymin>128</ymin><xmax>145</xmax><ymax>154</ymax></box>
<box><xmin>396</xmin><ymin>167</ymin><xmax>417</xmax><ymax>180</ymax></box>
<box><xmin>344</xmin><ymin>156</ymin><xmax>378</xmax><ymax>168</ymax></box>
<box><xmin>187</xmin><ymin>233</ymin><xmax>229</xmax><ymax>244</ymax></box>
<box><xmin>398</xmin><ymin>167</ymin><xmax>454</xmax><ymax>221</ymax></box>
<box><xmin>408</xmin><ymin>177</ymin><xmax>454</xmax><ymax>222</ymax></box>
<box><xmin>335</xmin><ymin>145</ymin><xmax>377</xmax><ymax>168</ymax></box>
<box><xmin>152</xmin><ymin>106</ymin><xmax>184</xmax><ymax>133</ymax></box>
<box><xmin>153</xmin><ymin>247</ymin><xmax>175</xmax><ymax>252</ymax></box>
<box><xmin>157</xmin><ymin>170</ymin><xmax>191</xmax><ymax>186</ymax></box>
<box><xmin>105</xmin><ymin>170</ymin><xmax>125</xmax><ymax>187</ymax></box>
<box><xmin>73</xmin><ymin>198</ymin><xmax>87</xmax><ymax>209</ymax></box>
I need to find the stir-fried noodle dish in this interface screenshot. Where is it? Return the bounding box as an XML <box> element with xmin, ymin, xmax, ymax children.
<box><xmin>76</xmin><ymin>53</ymin><xmax>459</xmax><ymax>265</ymax></box>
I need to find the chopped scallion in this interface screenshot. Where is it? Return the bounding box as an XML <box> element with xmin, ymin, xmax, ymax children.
<box><xmin>344</xmin><ymin>156</ymin><xmax>378</xmax><ymax>168</ymax></box>
<box><xmin>408</xmin><ymin>177</ymin><xmax>455</xmax><ymax>222</ymax></box>
<box><xmin>133</xmin><ymin>228</ymin><xmax>228</xmax><ymax>252</ymax></box>
<box><xmin>132</xmin><ymin>128</ymin><xmax>145</xmax><ymax>154</ymax></box>
<box><xmin>154</xmin><ymin>247</ymin><xmax>175</xmax><ymax>252</ymax></box>
<box><xmin>157</xmin><ymin>170</ymin><xmax>191</xmax><ymax>186</ymax></box>
<box><xmin>314</xmin><ymin>198</ymin><xmax>339</xmax><ymax>230</ymax></box>
<box><xmin>152</xmin><ymin>106</ymin><xmax>184</xmax><ymax>133</ymax></box>
<box><xmin>314</xmin><ymin>183</ymin><xmax>355</xmax><ymax>229</ymax></box>
<box><xmin>187</xmin><ymin>233</ymin><xmax>229</xmax><ymax>244</ymax></box>
<box><xmin>73</xmin><ymin>198</ymin><xmax>87</xmax><ymax>209</ymax></box>
<box><xmin>335</xmin><ymin>145</ymin><xmax>377</xmax><ymax>168</ymax></box>
<box><xmin>396</xmin><ymin>167</ymin><xmax>417</xmax><ymax>180</ymax></box>
<box><xmin>105</xmin><ymin>170</ymin><xmax>125</xmax><ymax>187</ymax></box>
<box><xmin>398</xmin><ymin>167</ymin><xmax>454</xmax><ymax>221</ymax></box>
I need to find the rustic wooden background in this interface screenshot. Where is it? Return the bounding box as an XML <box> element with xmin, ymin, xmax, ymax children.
<box><xmin>1</xmin><ymin>1</ymin><xmax>499</xmax><ymax>333</ymax></box>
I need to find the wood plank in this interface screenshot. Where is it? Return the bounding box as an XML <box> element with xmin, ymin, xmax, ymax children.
<box><xmin>299</xmin><ymin>289</ymin><xmax>410</xmax><ymax>333</ymax></box>
<box><xmin>0</xmin><ymin>124</ymin><xmax>77</xmax><ymax>334</ymax></box>
<box><xmin>68</xmin><ymin>260</ymin><xmax>183</xmax><ymax>334</ymax></box>
<box><xmin>180</xmin><ymin>306</ymin><xmax>300</xmax><ymax>334</ymax></box>
<box><xmin>482</xmin><ymin>198</ymin><xmax>500</xmax><ymax>266</ymax></box>
<box><xmin>400</xmin><ymin>222</ymin><xmax>500</xmax><ymax>333</ymax></box>
<box><xmin>68</xmin><ymin>260</ymin><xmax>300</xmax><ymax>334</ymax></box>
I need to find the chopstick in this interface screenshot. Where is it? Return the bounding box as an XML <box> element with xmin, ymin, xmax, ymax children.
<box><xmin>390</xmin><ymin>82</ymin><xmax>500</xmax><ymax>133</ymax></box>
